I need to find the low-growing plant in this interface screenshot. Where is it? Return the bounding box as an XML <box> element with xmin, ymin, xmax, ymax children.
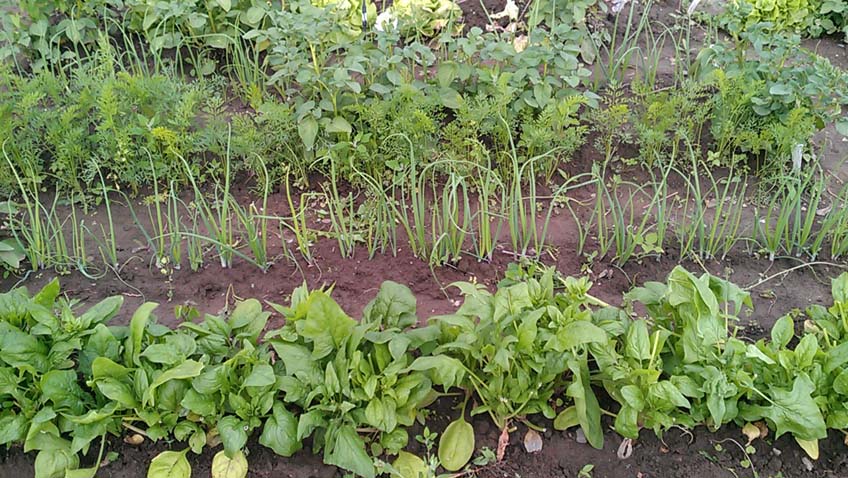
<box><xmin>694</xmin><ymin>25</ymin><xmax>848</xmax><ymax>174</ymax></box>
<box><xmin>266</xmin><ymin>281</ymin><xmax>438</xmax><ymax>478</ymax></box>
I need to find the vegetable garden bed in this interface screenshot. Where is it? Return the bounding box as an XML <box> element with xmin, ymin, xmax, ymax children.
<box><xmin>1</xmin><ymin>0</ymin><xmax>848</xmax><ymax>477</ymax></box>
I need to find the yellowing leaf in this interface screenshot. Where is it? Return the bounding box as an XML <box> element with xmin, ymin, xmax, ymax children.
<box><xmin>742</xmin><ymin>423</ymin><xmax>759</xmax><ymax>445</ymax></box>
<box><xmin>211</xmin><ymin>450</ymin><xmax>248</xmax><ymax>478</ymax></box>
<box><xmin>391</xmin><ymin>451</ymin><xmax>427</xmax><ymax>478</ymax></box>
<box><xmin>796</xmin><ymin>438</ymin><xmax>819</xmax><ymax>460</ymax></box>
<box><xmin>438</xmin><ymin>418</ymin><xmax>474</xmax><ymax>471</ymax></box>
<box><xmin>147</xmin><ymin>449</ymin><xmax>190</xmax><ymax>478</ymax></box>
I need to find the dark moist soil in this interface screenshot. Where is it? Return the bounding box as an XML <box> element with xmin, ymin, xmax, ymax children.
<box><xmin>3</xmin><ymin>397</ymin><xmax>848</xmax><ymax>478</ymax></box>
<box><xmin>3</xmin><ymin>2</ymin><xmax>848</xmax><ymax>478</ymax></box>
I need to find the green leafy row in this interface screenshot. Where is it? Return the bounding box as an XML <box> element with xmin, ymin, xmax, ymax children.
<box><xmin>4</xmin><ymin>264</ymin><xmax>848</xmax><ymax>477</ymax></box>
<box><xmin>721</xmin><ymin>0</ymin><xmax>847</xmax><ymax>40</ymax></box>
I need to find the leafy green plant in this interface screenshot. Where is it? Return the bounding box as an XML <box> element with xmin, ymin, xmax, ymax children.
<box><xmin>722</xmin><ymin>0</ymin><xmax>848</xmax><ymax>40</ymax></box>
<box><xmin>266</xmin><ymin>281</ymin><xmax>437</xmax><ymax>478</ymax></box>
<box><xmin>0</xmin><ymin>279</ymin><xmax>124</xmax><ymax>478</ymax></box>
<box><xmin>415</xmin><ymin>266</ymin><xmax>608</xmax><ymax>453</ymax></box>
<box><xmin>694</xmin><ymin>25</ymin><xmax>848</xmax><ymax>173</ymax></box>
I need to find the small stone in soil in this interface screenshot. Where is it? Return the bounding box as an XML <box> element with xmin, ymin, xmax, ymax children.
<box><xmin>802</xmin><ymin>457</ymin><xmax>814</xmax><ymax>472</ymax></box>
<box><xmin>575</xmin><ymin>428</ymin><xmax>587</xmax><ymax>444</ymax></box>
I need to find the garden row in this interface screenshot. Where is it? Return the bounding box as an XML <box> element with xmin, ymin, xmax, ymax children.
<box><xmin>2</xmin><ymin>3</ymin><xmax>848</xmax><ymax>277</ymax></box>
<box><xmin>3</xmin><ymin>262</ymin><xmax>848</xmax><ymax>477</ymax></box>
<box><xmin>3</xmin><ymin>1</ymin><xmax>846</xmax><ymax>196</ymax></box>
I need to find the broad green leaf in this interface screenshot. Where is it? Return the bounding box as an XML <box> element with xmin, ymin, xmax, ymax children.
<box><xmin>667</xmin><ymin>267</ymin><xmax>719</xmax><ymax>317</ymax></box>
<box><xmin>405</xmin><ymin>356</ymin><xmax>466</xmax><ymax>390</ymax></box>
<box><xmin>438</xmin><ymin>418</ymin><xmax>474</xmax><ymax>471</ymax></box>
<box><xmin>140</xmin><ymin>344</ymin><xmax>183</xmax><ymax>365</ymax></box>
<box><xmin>380</xmin><ymin>428</ymin><xmax>408</xmax><ymax>454</ymax></box>
<box><xmin>34</xmin><ymin>448</ymin><xmax>78</xmax><ymax>478</ymax></box>
<box><xmin>126</xmin><ymin>303</ymin><xmax>158</xmax><ymax>366</ymax></box>
<box><xmin>386</xmin><ymin>70</ymin><xmax>402</xmax><ymax>86</ymax></box>
<box><xmin>299</xmin><ymin>292</ymin><xmax>355</xmax><ymax>359</ymax></box>
<box><xmin>745</xmin><ymin>344</ymin><xmax>775</xmax><ymax>365</ymax></box>
<box><xmin>270</xmin><ymin>342</ymin><xmax>320</xmax><ymax>380</ymax></box>
<box><xmin>625</xmin><ymin>320</ymin><xmax>651</xmax><ymax>361</ymax></box>
<box><xmin>144</xmin><ymin>360</ymin><xmax>203</xmax><ymax>406</ymax></box>
<box><xmin>769</xmin><ymin>83</ymin><xmax>791</xmax><ymax>95</ymax></box>
<box><xmin>391</xmin><ymin>451</ymin><xmax>428</xmax><ymax>478</ymax></box>
<box><xmin>147</xmin><ymin>449</ymin><xmax>190</xmax><ymax>478</ymax></box>
<box><xmin>566</xmin><ymin>360</ymin><xmax>603</xmax><ymax>449</ymax></box>
<box><xmin>771</xmin><ymin>315</ymin><xmax>794</xmax><ymax>349</ymax></box>
<box><xmin>229</xmin><ymin>299</ymin><xmax>269</xmax><ymax>342</ymax></box>
<box><xmin>259</xmin><ymin>403</ymin><xmax>301</xmax><ymax>456</ymax></box>
<box><xmin>620</xmin><ymin>385</ymin><xmax>646</xmax><ymax>411</ymax></box>
<box><xmin>837</xmin><ymin>118</ymin><xmax>848</xmax><ymax>138</ymax></box>
<box><xmin>0</xmin><ymin>238</ymin><xmax>25</xmax><ymax>269</ymax></box>
<box><xmin>79</xmin><ymin>296</ymin><xmax>123</xmax><ymax>325</ymax></box>
<box><xmin>211</xmin><ymin>450</ymin><xmax>248</xmax><ymax>478</ymax></box>
<box><xmin>833</xmin><ymin>272</ymin><xmax>848</xmax><ymax>303</ymax></box>
<box><xmin>753</xmin><ymin>375</ymin><xmax>826</xmax><ymax>441</ymax></box>
<box><xmin>298</xmin><ymin>117</ymin><xmax>319</xmax><ymax>151</ymax></box>
<box><xmin>649</xmin><ymin>381</ymin><xmax>690</xmax><ymax>409</ymax></box>
<box><xmin>41</xmin><ymin>370</ymin><xmax>87</xmax><ymax>414</ymax></box>
<box><xmin>242</xmin><ymin>6</ymin><xmax>265</xmax><ymax>25</ymax></box>
<box><xmin>0</xmin><ymin>413</ymin><xmax>26</xmax><ymax>445</ymax></box>
<box><xmin>438</xmin><ymin>87</ymin><xmax>463</xmax><ymax>109</ymax></box>
<box><xmin>548</xmin><ymin>321</ymin><xmax>607</xmax><ymax>352</ymax></box>
<box><xmin>181</xmin><ymin>389</ymin><xmax>216</xmax><ymax>416</ymax></box>
<box><xmin>794</xmin><ymin>335</ymin><xmax>819</xmax><ymax>368</ymax></box>
<box><xmin>362</xmin><ymin>281</ymin><xmax>417</xmax><ymax>329</ymax></box>
<box><xmin>0</xmin><ymin>322</ymin><xmax>49</xmax><ymax>372</ymax></box>
<box><xmin>217</xmin><ymin>416</ymin><xmax>248</xmax><ymax>458</ymax></box>
<box><xmin>65</xmin><ymin>466</ymin><xmax>98</xmax><ymax>478</ymax></box>
<box><xmin>326</xmin><ymin>116</ymin><xmax>352</xmax><ymax>135</ymax></box>
<box><xmin>614</xmin><ymin>405</ymin><xmax>640</xmax><ymax>439</ymax></box>
<box><xmin>834</xmin><ymin>369</ymin><xmax>848</xmax><ymax>395</ymax></box>
<box><xmin>244</xmin><ymin>363</ymin><xmax>276</xmax><ymax>388</ymax></box>
<box><xmin>553</xmin><ymin>406</ymin><xmax>579</xmax><ymax>430</ymax></box>
<box><xmin>325</xmin><ymin>425</ymin><xmax>375</xmax><ymax>478</ymax></box>
<box><xmin>216</xmin><ymin>0</ymin><xmax>232</xmax><ymax>12</ymax></box>
<box><xmin>34</xmin><ymin>279</ymin><xmax>60</xmax><ymax>308</ymax></box>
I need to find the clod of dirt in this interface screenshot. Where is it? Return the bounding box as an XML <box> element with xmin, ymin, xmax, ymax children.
<box><xmin>523</xmin><ymin>430</ymin><xmax>543</xmax><ymax>453</ymax></box>
<box><xmin>802</xmin><ymin>457</ymin><xmax>814</xmax><ymax>472</ymax></box>
<box><xmin>575</xmin><ymin>428</ymin><xmax>587</xmax><ymax>444</ymax></box>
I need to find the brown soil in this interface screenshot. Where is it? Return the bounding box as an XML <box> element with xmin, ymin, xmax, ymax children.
<box><xmin>2</xmin><ymin>1</ymin><xmax>848</xmax><ymax>478</ymax></box>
